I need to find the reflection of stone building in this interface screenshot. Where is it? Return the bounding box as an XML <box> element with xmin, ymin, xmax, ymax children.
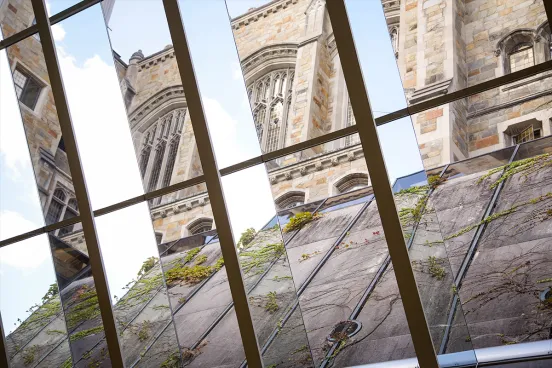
<box><xmin>395</xmin><ymin>0</ymin><xmax>551</xmax><ymax>167</ymax></box>
<box><xmin>1</xmin><ymin>0</ymin><xmax>552</xmax><ymax>245</ymax></box>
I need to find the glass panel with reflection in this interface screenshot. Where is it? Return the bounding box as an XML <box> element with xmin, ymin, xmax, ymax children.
<box><xmin>0</xmin><ymin>235</ymin><xmax>72</xmax><ymax>368</ymax></box>
<box><xmin>148</xmin><ymin>189</ymin><xmax>252</xmax><ymax>368</ymax></box>
<box><xmin>77</xmin><ymin>0</ymin><xmax>207</xmax><ymax>207</ymax></box>
<box><xmin>94</xmin><ymin>202</ymin><xmax>182</xmax><ymax>367</ymax></box>
<box><xmin>49</xmin><ymin>222</ymin><xmax>111</xmax><ymax>368</ymax></box>
<box><xmin>1</xmin><ymin>34</ymin><xmax>83</xmax><ymax>235</ymax></box>
<box><xmin>222</xmin><ymin>164</ymin><xmax>313</xmax><ymax>367</ymax></box>
<box><xmin>264</xmin><ymin>129</ymin><xmax>477</xmax><ymax>367</ymax></box>
<box><xmin>431</xmin><ymin>134</ymin><xmax>552</xmax><ymax>365</ymax></box>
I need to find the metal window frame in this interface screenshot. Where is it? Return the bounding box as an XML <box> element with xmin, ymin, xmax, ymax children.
<box><xmin>325</xmin><ymin>1</ymin><xmax>439</xmax><ymax>367</ymax></box>
<box><xmin>161</xmin><ymin>0</ymin><xmax>263</xmax><ymax>366</ymax></box>
<box><xmin>28</xmin><ymin>1</ymin><xmax>125</xmax><ymax>367</ymax></box>
<box><xmin>1</xmin><ymin>0</ymin><xmax>552</xmax><ymax>367</ymax></box>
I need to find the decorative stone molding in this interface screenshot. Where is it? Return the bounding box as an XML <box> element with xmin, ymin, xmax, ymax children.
<box><xmin>241</xmin><ymin>44</ymin><xmax>298</xmax><ymax>86</ymax></box>
<box><xmin>468</xmin><ymin>89</ymin><xmax>552</xmax><ymax>119</ymax></box>
<box><xmin>268</xmin><ymin>144</ymin><xmax>364</xmax><ymax>184</ymax></box>
<box><xmin>495</xmin><ymin>29</ymin><xmax>535</xmax><ymax>57</ymax></box>
<box><xmin>128</xmin><ymin>86</ymin><xmax>186</xmax><ymax>130</ymax></box>
<box><xmin>150</xmin><ymin>191</ymin><xmax>210</xmax><ymax>220</ymax></box>
<box><xmin>231</xmin><ymin>0</ymin><xmax>299</xmax><ymax>29</ymax></box>
<box><xmin>409</xmin><ymin>79</ymin><xmax>452</xmax><ymax>105</ymax></box>
<box><xmin>137</xmin><ymin>48</ymin><xmax>175</xmax><ymax>71</ymax></box>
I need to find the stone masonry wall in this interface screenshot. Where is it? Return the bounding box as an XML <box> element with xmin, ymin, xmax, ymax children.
<box><xmin>465</xmin><ymin>0</ymin><xmax>549</xmax><ymax>154</ymax></box>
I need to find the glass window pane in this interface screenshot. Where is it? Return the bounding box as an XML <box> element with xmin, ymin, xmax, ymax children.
<box><xmin>221</xmin><ymin>164</ymin><xmax>313</xmax><ymax>367</ymax></box>
<box><xmin>2</xmin><ymin>34</ymin><xmax>85</xmax><ymax>238</ymax></box>
<box><xmin>263</xmin><ymin>130</ymin><xmax>478</xmax><ymax>366</ymax></box>
<box><xmin>146</xmin><ymin>189</ymin><xmax>252</xmax><ymax>368</ymax></box>
<box><xmin>94</xmin><ymin>202</ymin><xmax>181</xmax><ymax>366</ymax></box>
<box><xmin>0</xmin><ymin>48</ymin><xmax>45</xmax><ymax>239</ymax></box>
<box><xmin>428</xmin><ymin>133</ymin><xmax>552</xmax><ymax>366</ymax></box>
<box><xmin>356</xmin><ymin>0</ymin><xmax>549</xmax><ymax>102</ymax></box>
<box><xmin>53</xmin><ymin>5</ymin><xmax>145</xmax><ymax>210</ymax></box>
<box><xmin>179</xmin><ymin>0</ymin><xmax>262</xmax><ymax>169</ymax></box>
<box><xmin>72</xmin><ymin>0</ymin><xmax>207</xmax><ymax>206</ymax></box>
<box><xmin>49</xmin><ymin>222</ymin><xmax>111</xmax><ymax>367</ymax></box>
<box><xmin>0</xmin><ymin>235</ymin><xmax>71</xmax><ymax>368</ymax></box>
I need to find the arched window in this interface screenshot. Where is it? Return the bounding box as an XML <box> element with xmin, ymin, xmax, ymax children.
<box><xmin>275</xmin><ymin>191</ymin><xmax>305</xmax><ymax>210</ymax></box>
<box><xmin>139</xmin><ymin>108</ymin><xmax>186</xmax><ymax>193</ymax></box>
<box><xmin>496</xmin><ymin>29</ymin><xmax>536</xmax><ymax>74</ymax></box>
<box><xmin>46</xmin><ymin>189</ymin><xmax>66</xmax><ymax>225</ymax></box>
<box><xmin>509</xmin><ymin>43</ymin><xmax>534</xmax><ymax>73</ymax></box>
<box><xmin>188</xmin><ymin>218</ymin><xmax>213</xmax><ymax>235</ymax></box>
<box><xmin>58</xmin><ymin>198</ymin><xmax>79</xmax><ymax>236</ymax></box>
<box><xmin>335</xmin><ymin>173</ymin><xmax>369</xmax><ymax>194</ymax></box>
<box><xmin>248</xmin><ymin>68</ymin><xmax>294</xmax><ymax>153</ymax></box>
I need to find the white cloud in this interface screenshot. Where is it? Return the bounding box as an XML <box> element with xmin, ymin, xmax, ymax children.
<box><xmin>55</xmin><ymin>46</ymin><xmax>143</xmax><ymax>209</ymax></box>
<box><xmin>203</xmin><ymin>97</ymin><xmax>241</xmax><ymax>168</ymax></box>
<box><xmin>0</xmin><ymin>211</ymin><xmax>49</xmax><ymax>269</ymax></box>
<box><xmin>232</xmin><ymin>61</ymin><xmax>243</xmax><ymax>80</ymax></box>
<box><xmin>51</xmin><ymin>24</ymin><xmax>66</xmax><ymax>41</ymax></box>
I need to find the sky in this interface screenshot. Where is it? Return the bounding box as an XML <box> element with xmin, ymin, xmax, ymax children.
<box><xmin>0</xmin><ymin>0</ymin><xmax>424</xmax><ymax>334</ymax></box>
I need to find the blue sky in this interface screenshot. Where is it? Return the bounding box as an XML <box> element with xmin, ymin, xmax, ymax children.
<box><xmin>0</xmin><ymin>0</ymin><xmax>424</xmax><ymax>335</ymax></box>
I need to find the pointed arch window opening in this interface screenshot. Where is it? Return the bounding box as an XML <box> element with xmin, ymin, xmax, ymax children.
<box><xmin>248</xmin><ymin>68</ymin><xmax>294</xmax><ymax>153</ymax></box>
<box><xmin>139</xmin><ymin>108</ymin><xmax>186</xmax><ymax>197</ymax></box>
<box><xmin>45</xmin><ymin>187</ymin><xmax>80</xmax><ymax>236</ymax></box>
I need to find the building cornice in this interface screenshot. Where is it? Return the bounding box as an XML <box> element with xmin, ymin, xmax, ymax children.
<box><xmin>150</xmin><ymin>191</ymin><xmax>210</xmax><ymax>220</ymax></box>
<box><xmin>268</xmin><ymin>143</ymin><xmax>364</xmax><ymax>184</ymax></box>
<box><xmin>137</xmin><ymin>47</ymin><xmax>175</xmax><ymax>70</ymax></box>
<box><xmin>231</xmin><ymin>0</ymin><xmax>299</xmax><ymax>30</ymax></box>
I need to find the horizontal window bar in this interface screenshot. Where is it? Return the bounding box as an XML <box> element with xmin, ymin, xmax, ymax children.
<box><xmin>375</xmin><ymin>60</ymin><xmax>552</xmax><ymax>126</ymax></box>
<box><xmin>0</xmin><ymin>0</ymin><xmax>100</xmax><ymax>50</ymax></box>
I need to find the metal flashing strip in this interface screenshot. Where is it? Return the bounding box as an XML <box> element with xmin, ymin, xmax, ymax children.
<box><xmin>326</xmin><ymin>1</ymin><xmax>439</xmax><ymax>367</ymax></box>
<box><xmin>30</xmin><ymin>0</ymin><xmax>125</xmax><ymax>366</ymax></box>
<box><xmin>438</xmin><ymin>145</ymin><xmax>519</xmax><ymax>355</ymax></box>
<box><xmin>351</xmin><ymin>339</ymin><xmax>552</xmax><ymax>368</ymax></box>
<box><xmin>162</xmin><ymin>0</ymin><xmax>262</xmax><ymax>365</ymax></box>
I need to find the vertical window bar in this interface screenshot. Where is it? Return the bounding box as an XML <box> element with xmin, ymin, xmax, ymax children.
<box><xmin>161</xmin><ymin>0</ymin><xmax>264</xmax><ymax>366</ymax></box>
<box><xmin>30</xmin><ymin>1</ymin><xmax>125</xmax><ymax>366</ymax></box>
<box><xmin>325</xmin><ymin>1</ymin><xmax>440</xmax><ymax>368</ymax></box>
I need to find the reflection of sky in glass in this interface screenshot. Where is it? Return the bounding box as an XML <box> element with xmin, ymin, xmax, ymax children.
<box><xmin>0</xmin><ymin>0</ymin><xmax>427</xmax><ymax>338</ymax></box>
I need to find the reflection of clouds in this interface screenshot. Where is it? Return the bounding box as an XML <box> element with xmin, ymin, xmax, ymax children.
<box><xmin>232</xmin><ymin>61</ymin><xmax>242</xmax><ymax>80</ymax></box>
<box><xmin>52</xmin><ymin>24</ymin><xmax>66</xmax><ymax>41</ymax></box>
<box><xmin>0</xmin><ymin>211</ymin><xmax>49</xmax><ymax>268</ymax></box>
<box><xmin>222</xmin><ymin>165</ymin><xmax>276</xmax><ymax>240</ymax></box>
<box><xmin>204</xmin><ymin>97</ymin><xmax>241</xmax><ymax>168</ymax></box>
<box><xmin>95</xmin><ymin>202</ymin><xmax>159</xmax><ymax>303</ymax></box>
<box><xmin>56</xmin><ymin>45</ymin><xmax>143</xmax><ymax>209</ymax></box>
